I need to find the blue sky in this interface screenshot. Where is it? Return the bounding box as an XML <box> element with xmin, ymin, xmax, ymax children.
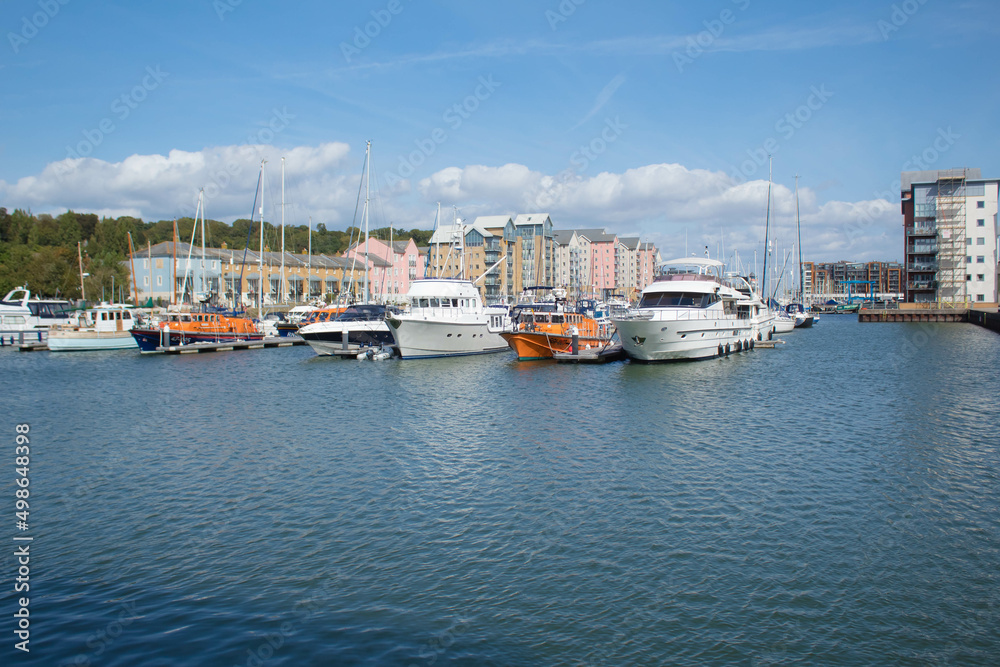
<box><xmin>2</xmin><ymin>0</ymin><xmax>998</xmax><ymax>264</ymax></box>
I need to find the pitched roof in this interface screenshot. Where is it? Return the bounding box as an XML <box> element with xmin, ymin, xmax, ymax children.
<box><xmin>513</xmin><ymin>213</ymin><xmax>551</xmax><ymax>226</ymax></box>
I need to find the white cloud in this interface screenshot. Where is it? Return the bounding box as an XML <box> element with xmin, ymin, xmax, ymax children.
<box><xmin>2</xmin><ymin>145</ymin><xmax>901</xmax><ymax>263</ymax></box>
<box><xmin>416</xmin><ymin>162</ymin><xmax>900</xmax><ymax>264</ymax></box>
<box><xmin>0</xmin><ymin>142</ymin><xmax>365</xmax><ymax>228</ymax></box>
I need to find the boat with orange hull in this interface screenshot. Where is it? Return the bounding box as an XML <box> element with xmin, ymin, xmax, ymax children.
<box><xmin>501</xmin><ymin>309</ymin><xmax>615</xmax><ymax>360</ymax></box>
<box><xmin>130</xmin><ymin>310</ymin><xmax>264</xmax><ymax>352</ymax></box>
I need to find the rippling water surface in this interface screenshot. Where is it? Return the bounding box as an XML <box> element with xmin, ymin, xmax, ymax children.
<box><xmin>2</xmin><ymin>316</ymin><xmax>999</xmax><ymax>665</ymax></box>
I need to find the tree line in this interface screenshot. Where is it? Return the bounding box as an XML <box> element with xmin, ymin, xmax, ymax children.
<box><xmin>0</xmin><ymin>208</ymin><xmax>433</xmax><ymax>300</ymax></box>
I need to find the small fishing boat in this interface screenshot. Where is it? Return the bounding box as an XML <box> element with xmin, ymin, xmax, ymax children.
<box><xmin>47</xmin><ymin>303</ymin><xmax>139</xmax><ymax>351</ymax></box>
<box><xmin>129</xmin><ymin>310</ymin><xmax>264</xmax><ymax>352</ymax></box>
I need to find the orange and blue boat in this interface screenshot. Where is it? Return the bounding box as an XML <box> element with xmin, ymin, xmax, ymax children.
<box><xmin>130</xmin><ymin>310</ymin><xmax>264</xmax><ymax>352</ymax></box>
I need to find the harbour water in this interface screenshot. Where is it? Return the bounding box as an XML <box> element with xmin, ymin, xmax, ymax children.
<box><xmin>3</xmin><ymin>316</ymin><xmax>999</xmax><ymax>665</ymax></box>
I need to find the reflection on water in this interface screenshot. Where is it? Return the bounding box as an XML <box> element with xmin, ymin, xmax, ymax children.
<box><xmin>3</xmin><ymin>316</ymin><xmax>999</xmax><ymax>665</ymax></box>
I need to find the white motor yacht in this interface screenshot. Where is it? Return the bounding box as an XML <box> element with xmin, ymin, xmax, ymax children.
<box><xmin>0</xmin><ymin>286</ymin><xmax>74</xmax><ymax>342</ymax></box>
<box><xmin>613</xmin><ymin>258</ymin><xmax>757</xmax><ymax>362</ymax></box>
<box><xmin>386</xmin><ymin>278</ymin><xmax>510</xmax><ymax>359</ymax></box>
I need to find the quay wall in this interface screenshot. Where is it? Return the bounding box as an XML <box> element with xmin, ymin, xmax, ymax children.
<box><xmin>969</xmin><ymin>310</ymin><xmax>1000</xmax><ymax>334</ymax></box>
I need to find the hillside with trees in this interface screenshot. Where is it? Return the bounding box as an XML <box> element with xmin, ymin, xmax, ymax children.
<box><xmin>0</xmin><ymin>208</ymin><xmax>433</xmax><ymax>300</ymax></box>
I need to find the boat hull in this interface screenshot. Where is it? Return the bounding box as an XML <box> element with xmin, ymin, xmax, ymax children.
<box><xmin>773</xmin><ymin>317</ymin><xmax>796</xmax><ymax>334</ymax></box>
<box><xmin>48</xmin><ymin>331</ymin><xmax>138</xmax><ymax>351</ymax></box>
<box><xmin>130</xmin><ymin>328</ymin><xmax>265</xmax><ymax>353</ymax></box>
<box><xmin>614</xmin><ymin>315</ymin><xmax>754</xmax><ymax>362</ymax></box>
<box><xmin>387</xmin><ymin>317</ymin><xmax>509</xmax><ymax>359</ymax></box>
<box><xmin>298</xmin><ymin>321</ymin><xmax>394</xmax><ymax>356</ymax></box>
<box><xmin>501</xmin><ymin>331</ymin><xmax>614</xmax><ymax>360</ymax></box>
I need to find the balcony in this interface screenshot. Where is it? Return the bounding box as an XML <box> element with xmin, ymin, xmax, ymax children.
<box><xmin>908</xmin><ymin>244</ymin><xmax>938</xmax><ymax>254</ymax></box>
<box><xmin>906</xmin><ymin>225</ymin><xmax>937</xmax><ymax>237</ymax></box>
<box><xmin>907</xmin><ymin>281</ymin><xmax>937</xmax><ymax>291</ymax></box>
<box><xmin>907</xmin><ymin>262</ymin><xmax>938</xmax><ymax>272</ymax></box>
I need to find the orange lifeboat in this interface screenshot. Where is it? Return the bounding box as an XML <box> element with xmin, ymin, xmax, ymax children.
<box><xmin>501</xmin><ymin>309</ymin><xmax>614</xmax><ymax>360</ymax></box>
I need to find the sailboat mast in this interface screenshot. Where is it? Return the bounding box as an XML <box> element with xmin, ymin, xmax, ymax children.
<box><xmin>147</xmin><ymin>241</ymin><xmax>152</xmax><ymax>306</ymax></box>
<box><xmin>308</xmin><ymin>215</ymin><xmax>312</xmax><ymax>299</ymax></box>
<box><xmin>78</xmin><ymin>241</ymin><xmax>86</xmax><ymax>302</ymax></box>
<box><xmin>761</xmin><ymin>156</ymin><xmax>772</xmax><ymax>302</ymax></box>
<box><xmin>258</xmin><ymin>160</ymin><xmax>265</xmax><ymax>312</ymax></box>
<box><xmin>363</xmin><ymin>140</ymin><xmax>371</xmax><ymax>304</ymax></box>
<box><xmin>795</xmin><ymin>174</ymin><xmax>803</xmax><ymax>303</ymax></box>
<box><xmin>172</xmin><ymin>220</ymin><xmax>178</xmax><ymax>305</ymax></box>
<box><xmin>434</xmin><ymin>202</ymin><xmax>441</xmax><ymax>278</ymax></box>
<box><xmin>280</xmin><ymin>157</ymin><xmax>286</xmax><ymax>305</ymax></box>
<box><xmin>200</xmin><ymin>190</ymin><xmax>207</xmax><ymax>300</ymax></box>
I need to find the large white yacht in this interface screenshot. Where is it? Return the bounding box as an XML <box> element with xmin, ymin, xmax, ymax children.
<box><xmin>0</xmin><ymin>286</ymin><xmax>74</xmax><ymax>340</ymax></box>
<box><xmin>612</xmin><ymin>258</ymin><xmax>758</xmax><ymax>362</ymax></box>
<box><xmin>386</xmin><ymin>278</ymin><xmax>510</xmax><ymax>359</ymax></box>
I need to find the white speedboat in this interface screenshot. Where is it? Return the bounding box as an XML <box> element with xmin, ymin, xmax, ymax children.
<box><xmin>772</xmin><ymin>309</ymin><xmax>796</xmax><ymax>334</ymax></box>
<box><xmin>0</xmin><ymin>286</ymin><xmax>74</xmax><ymax>342</ymax></box>
<box><xmin>613</xmin><ymin>258</ymin><xmax>757</xmax><ymax>362</ymax></box>
<box><xmin>47</xmin><ymin>303</ymin><xmax>139</xmax><ymax>351</ymax></box>
<box><xmin>386</xmin><ymin>278</ymin><xmax>510</xmax><ymax>359</ymax></box>
<box><xmin>298</xmin><ymin>304</ymin><xmax>396</xmax><ymax>356</ymax></box>
<box><xmin>787</xmin><ymin>303</ymin><xmax>814</xmax><ymax>328</ymax></box>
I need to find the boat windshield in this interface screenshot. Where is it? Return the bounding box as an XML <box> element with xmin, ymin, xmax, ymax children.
<box><xmin>639</xmin><ymin>292</ymin><xmax>718</xmax><ymax>308</ymax></box>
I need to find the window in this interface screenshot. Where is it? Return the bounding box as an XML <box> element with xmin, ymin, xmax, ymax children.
<box><xmin>156</xmin><ymin>275</ymin><xmax>163</xmax><ymax>286</ymax></box>
<box><xmin>977</xmin><ymin>274</ymin><xmax>985</xmax><ymax>281</ymax></box>
<box><xmin>966</xmin><ymin>275</ymin><xmax>972</xmax><ymax>281</ymax></box>
<box><xmin>977</xmin><ymin>238</ymin><xmax>985</xmax><ymax>245</ymax></box>
<box><xmin>977</xmin><ymin>256</ymin><xmax>985</xmax><ymax>263</ymax></box>
<box><xmin>967</xmin><ymin>238</ymin><xmax>973</xmax><ymax>245</ymax></box>
<box><xmin>977</xmin><ymin>294</ymin><xmax>985</xmax><ymax>301</ymax></box>
<box><xmin>978</xmin><ymin>219</ymin><xmax>986</xmax><ymax>227</ymax></box>
<box><xmin>143</xmin><ymin>276</ymin><xmax>149</xmax><ymax>286</ymax></box>
<box><xmin>966</xmin><ymin>256</ymin><xmax>972</xmax><ymax>263</ymax></box>
<box><xmin>976</xmin><ymin>200</ymin><xmax>985</xmax><ymax>208</ymax></box>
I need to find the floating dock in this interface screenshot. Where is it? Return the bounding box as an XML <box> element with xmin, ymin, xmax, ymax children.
<box><xmin>553</xmin><ymin>342</ymin><xmax>626</xmax><ymax>364</ymax></box>
<box><xmin>154</xmin><ymin>336</ymin><xmax>306</xmax><ymax>354</ymax></box>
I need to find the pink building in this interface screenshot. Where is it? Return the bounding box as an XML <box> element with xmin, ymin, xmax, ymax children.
<box><xmin>579</xmin><ymin>230</ymin><xmax>619</xmax><ymax>295</ymax></box>
<box><xmin>345</xmin><ymin>238</ymin><xmax>424</xmax><ymax>302</ymax></box>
